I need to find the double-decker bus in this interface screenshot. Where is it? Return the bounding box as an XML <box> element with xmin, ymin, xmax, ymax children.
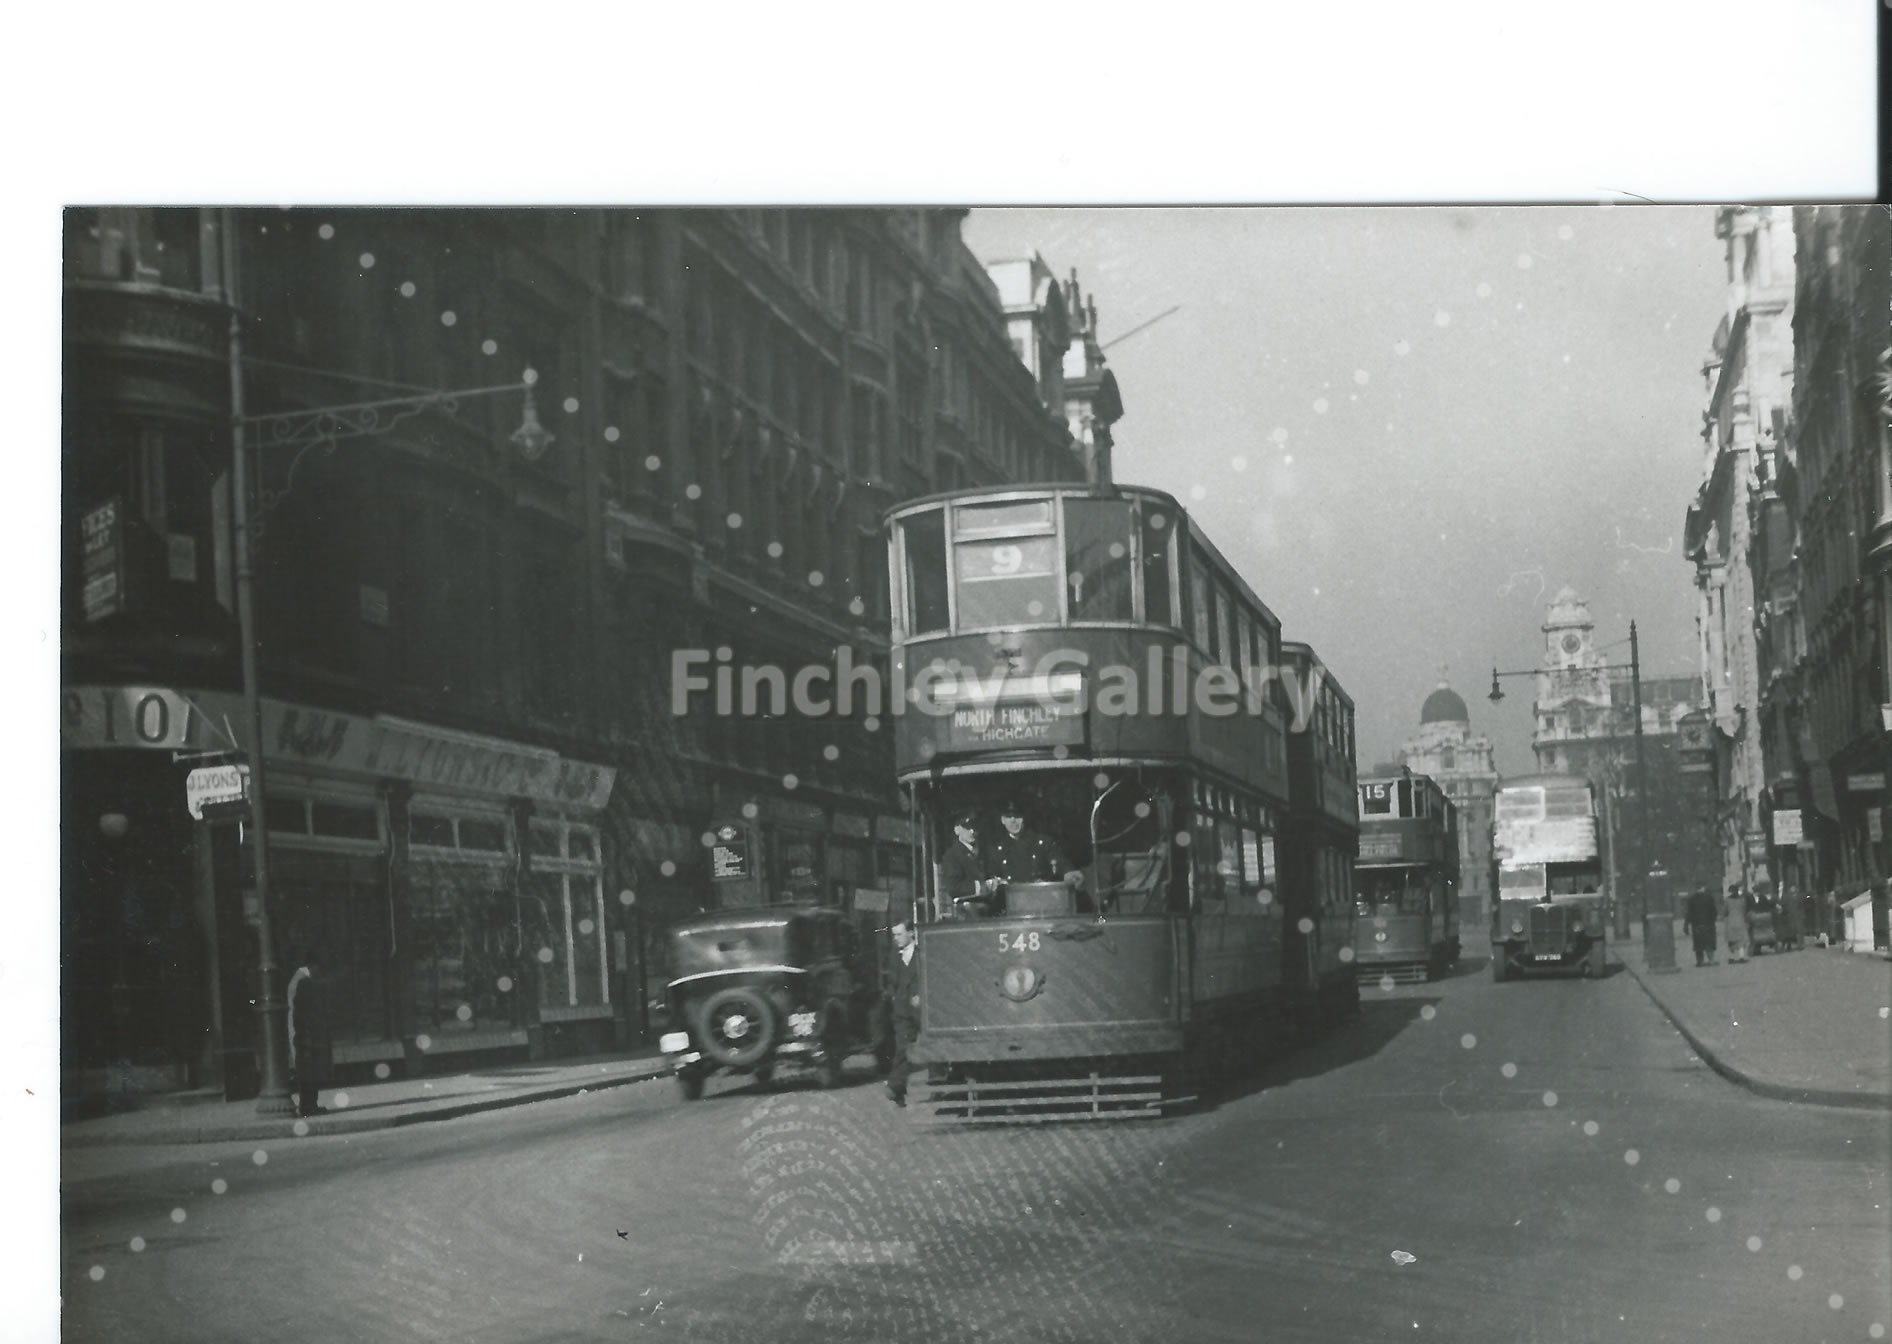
<box><xmin>1353</xmin><ymin>766</ymin><xmax>1460</xmax><ymax>983</ymax></box>
<box><xmin>886</xmin><ymin>484</ymin><xmax>1358</xmax><ymax>1120</ymax></box>
<box><xmin>1490</xmin><ymin>774</ymin><xmax>1607</xmax><ymax>980</ymax></box>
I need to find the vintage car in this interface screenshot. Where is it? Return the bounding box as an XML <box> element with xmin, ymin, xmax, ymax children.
<box><xmin>658</xmin><ymin>904</ymin><xmax>889</xmax><ymax>1101</ymax></box>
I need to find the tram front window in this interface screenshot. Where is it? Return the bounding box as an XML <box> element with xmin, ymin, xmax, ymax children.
<box><xmin>1358</xmin><ymin>869</ymin><xmax>1429</xmax><ymax>914</ymax></box>
<box><xmin>954</xmin><ymin>534</ymin><xmax>1060</xmax><ymax>628</ymax></box>
<box><xmin>1064</xmin><ymin>497</ymin><xmax>1135</xmax><ymax>622</ymax></box>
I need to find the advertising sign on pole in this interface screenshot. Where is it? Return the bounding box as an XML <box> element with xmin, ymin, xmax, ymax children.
<box><xmin>80</xmin><ymin>496</ymin><xmax>126</xmax><ymax>624</ymax></box>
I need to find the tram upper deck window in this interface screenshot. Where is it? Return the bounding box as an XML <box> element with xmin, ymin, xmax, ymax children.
<box><xmin>1063</xmin><ymin>497</ymin><xmax>1134</xmax><ymax>622</ymax></box>
<box><xmin>1187</xmin><ymin>549</ymin><xmax>1213</xmax><ymax>652</ymax></box>
<box><xmin>899</xmin><ymin>508</ymin><xmax>951</xmax><ymax>635</ymax></box>
<box><xmin>952</xmin><ymin>500</ymin><xmax>1060</xmax><ymax>629</ymax></box>
<box><xmin>1139</xmin><ymin>504</ymin><xmax>1175</xmax><ymax>626</ymax></box>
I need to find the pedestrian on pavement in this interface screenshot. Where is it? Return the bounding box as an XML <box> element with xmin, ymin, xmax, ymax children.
<box><xmin>885</xmin><ymin>919</ymin><xmax>920</xmax><ymax>1108</ymax></box>
<box><xmin>1725</xmin><ymin>884</ymin><xmax>1751</xmax><ymax>963</ymax></box>
<box><xmin>940</xmin><ymin>810</ymin><xmax>997</xmax><ymax>919</ymax></box>
<box><xmin>1683</xmin><ymin>887</ymin><xmax>1719</xmax><ymax>966</ymax></box>
<box><xmin>286</xmin><ymin>951</ymin><xmax>333</xmax><ymax>1117</ymax></box>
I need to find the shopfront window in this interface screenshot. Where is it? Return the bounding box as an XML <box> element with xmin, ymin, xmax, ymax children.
<box><xmin>527</xmin><ymin>820</ymin><xmax>609</xmax><ymax>1011</ymax></box>
<box><xmin>271</xmin><ymin>850</ymin><xmax>392</xmax><ymax>1046</ymax></box>
<box><xmin>407</xmin><ymin>865</ymin><xmax>520</xmax><ymax>1037</ymax></box>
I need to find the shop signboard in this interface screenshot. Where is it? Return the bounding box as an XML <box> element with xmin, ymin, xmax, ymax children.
<box><xmin>185</xmin><ymin>763</ymin><xmax>250</xmax><ymax>819</ymax></box>
<box><xmin>1846</xmin><ymin>772</ymin><xmax>1885</xmax><ymax>793</ymax></box>
<box><xmin>1772</xmin><ymin>809</ymin><xmax>1802</xmax><ymax>847</ymax></box>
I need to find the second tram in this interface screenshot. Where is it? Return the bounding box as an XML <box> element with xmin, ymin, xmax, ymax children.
<box><xmin>1353</xmin><ymin>766</ymin><xmax>1461</xmax><ymax>983</ymax></box>
<box><xmin>886</xmin><ymin>484</ymin><xmax>1359</xmax><ymax>1120</ymax></box>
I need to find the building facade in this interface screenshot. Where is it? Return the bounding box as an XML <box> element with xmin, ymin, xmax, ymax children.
<box><xmin>61</xmin><ymin>207</ymin><xmax>1107</xmax><ymax>1103</ymax></box>
<box><xmin>1746</xmin><ymin>205</ymin><xmax>1892</xmax><ymax>946</ymax></box>
<box><xmin>1396</xmin><ymin>683</ymin><xmax>1498</xmax><ymax>933</ymax></box>
<box><xmin>1681</xmin><ymin>205</ymin><xmax>1796</xmax><ymax>899</ymax></box>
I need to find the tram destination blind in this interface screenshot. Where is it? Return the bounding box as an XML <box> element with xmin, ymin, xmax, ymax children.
<box><xmin>946</xmin><ymin>700</ymin><xmax>1086</xmax><ymax>748</ymax></box>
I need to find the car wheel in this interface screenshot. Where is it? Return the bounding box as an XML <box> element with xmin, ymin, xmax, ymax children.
<box><xmin>694</xmin><ymin>986</ymin><xmax>778</xmax><ymax>1069</ymax></box>
<box><xmin>676</xmin><ymin>1069</ymin><xmax>705</xmax><ymax>1102</ymax></box>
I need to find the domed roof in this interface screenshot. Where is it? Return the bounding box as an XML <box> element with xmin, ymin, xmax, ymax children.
<box><xmin>1420</xmin><ymin>682</ymin><xmax>1470</xmax><ymax>725</ymax></box>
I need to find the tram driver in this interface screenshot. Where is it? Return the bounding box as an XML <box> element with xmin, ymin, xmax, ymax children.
<box><xmin>988</xmin><ymin>799</ymin><xmax>1087</xmax><ymax>893</ymax></box>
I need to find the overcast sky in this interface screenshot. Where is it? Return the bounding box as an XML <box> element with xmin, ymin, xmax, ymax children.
<box><xmin>963</xmin><ymin>206</ymin><xmax>1731</xmax><ymax>777</ymax></box>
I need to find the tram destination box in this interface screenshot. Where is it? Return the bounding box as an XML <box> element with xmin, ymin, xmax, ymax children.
<box><xmin>945</xmin><ymin>700</ymin><xmax>1086</xmax><ymax>750</ymax></box>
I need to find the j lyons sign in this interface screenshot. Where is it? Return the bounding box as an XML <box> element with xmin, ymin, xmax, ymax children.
<box><xmin>62</xmin><ymin>685</ymin><xmax>615</xmax><ymax>810</ymax></box>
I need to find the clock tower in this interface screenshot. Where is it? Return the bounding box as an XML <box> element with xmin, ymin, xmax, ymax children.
<box><xmin>1533</xmin><ymin>587</ymin><xmax>1613</xmax><ymax>773</ymax></box>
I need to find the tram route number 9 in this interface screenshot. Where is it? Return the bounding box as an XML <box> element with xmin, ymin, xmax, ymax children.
<box><xmin>999</xmin><ymin>932</ymin><xmax>1042</xmax><ymax>952</ymax></box>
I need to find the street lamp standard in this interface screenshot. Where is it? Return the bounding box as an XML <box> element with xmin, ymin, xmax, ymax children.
<box><xmin>222</xmin><ymin>218</ymin><xmax>552</xmax><ymax>1113</ymax></box>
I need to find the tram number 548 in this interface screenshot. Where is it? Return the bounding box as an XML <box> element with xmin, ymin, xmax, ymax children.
<box><xmin>999</xmin><ymin>932</ymin><xmax>1042</xmax><ymax>952</ymax></box>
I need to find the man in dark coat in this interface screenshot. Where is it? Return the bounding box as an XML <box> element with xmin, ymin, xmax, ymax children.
<box><xmin>885</xmin><ymin>919</ymin><xmax>920</xmax><ymax>1107</ymax></box>
<box><xmin>939</xmin><ymin>810</ymin><xmax>996</xmax><ymax>919</ymax></box>
<box><xmin>986</xmin><ymin>800</ymin><xmax>1082</xmax><ymax>889</ymax></box>
<box><xmin>1683</xmin><ymin>887</ymin><xmax>1720</xmax><ymax>967</ymax></box>
<box><xmin>287</xmin><ymin>952</ymin><xmax>332</xmax><ymax>1117</ymax></box>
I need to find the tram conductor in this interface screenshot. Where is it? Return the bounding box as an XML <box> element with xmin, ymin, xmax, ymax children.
<box><xmin>940</xmin><ymin>810</ymin><xmax>998</xmax><ymax>919</ymax></box>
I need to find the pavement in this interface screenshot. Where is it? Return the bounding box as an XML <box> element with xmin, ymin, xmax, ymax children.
<box><xmin>1618</xmin><ymin>926</ymin><xmax>1892</xmax><ymax>1111</ymax></box>
<box><xmin>60</xmin><ymin>1047</ymin><xmax>676</xmax><ymax>1147</ymax></box>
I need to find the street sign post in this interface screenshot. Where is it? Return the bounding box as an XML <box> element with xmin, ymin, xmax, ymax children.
<box><xmin>186</xmin><ymin>763</ymin><xmax>250</xmax><ymax>820</ymax></box>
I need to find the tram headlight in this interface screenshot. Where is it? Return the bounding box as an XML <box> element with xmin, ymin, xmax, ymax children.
<box><xmin>1374</xmin><ymin>931</ymin><xmax>1388</xmax><ymax>943</ymax></box>
<box><xmin>1000</xmin><ymin>966</ymin><xmax>1043</xmax><ymax>1002</ymax></box>
<box><xmin>1509</xmin><ymin>918</ymin><xmax>1525</xmax><ymax>935</ymax></box>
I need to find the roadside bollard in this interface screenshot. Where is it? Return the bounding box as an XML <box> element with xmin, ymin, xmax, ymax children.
<box><xmin>1642</xmin><ymin>912</ymin><xmax>1678</xmax><ymax>973</ymax></box>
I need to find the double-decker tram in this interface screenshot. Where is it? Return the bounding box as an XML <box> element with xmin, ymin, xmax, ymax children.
<box><xmin>1353</xmin><ymin>766</ymin><xmax>1461</xmax><ymax>984</ymax></box>
<box><xmin>1490</xmin><ymin>774</ymin><xmax>1608</xmax><ymax>980</ymax></box>
<box><xmin>886</xmin><ymin>484</ymin><xmax>1358</xmax><ymax>1121</ymax></box>
<box><xmin>1276</xmin><ymin>642</ymin><xmax>1363</xmax><ymax>1019</ymax></box>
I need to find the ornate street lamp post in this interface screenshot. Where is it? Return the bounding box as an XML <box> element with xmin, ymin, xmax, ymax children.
<box><xmin>222</xmin><ymin>213</ymin><xmax>553</xmax><ymax>1114</ymax></box>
